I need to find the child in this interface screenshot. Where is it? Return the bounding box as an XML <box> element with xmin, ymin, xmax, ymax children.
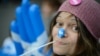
<box><xmin>45</xmin><ymin>0</ymin><xmax>100</xmax><ymax>56</ymax></box>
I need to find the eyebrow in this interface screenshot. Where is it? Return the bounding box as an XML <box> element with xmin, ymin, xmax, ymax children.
<box><xmin>70</xmin><ymin>18</ymin><xmax>77</xmax><ymax>24</ymax></box>
<box><xmin>71</xmin><ymin>18</ymin><xmax>76</xmax><ymax>21</ymax></box>
<box><xmin>56</xmin><ymin>15</ymin><xmax>77</xmax><ymax>22</ymax></box>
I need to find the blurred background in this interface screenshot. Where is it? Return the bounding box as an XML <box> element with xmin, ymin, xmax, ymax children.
<box><xmin>0</xmin><ymin>0</ymin><xmax>41</xmax><ymax>47</ymax></box>
<box><xmin>0</xmin><ymin>0</ymin><xmax>65</xmax><ymax>47</ymax></box>
<box><xmin>0</xmin><ymin>0</ymin><xmax>100</xmax><ymax>56</ymax></box>
<box><xmin>0</xmin><ymin>0</ymin><xmax>64</xmax><ymax>55</ymax></box>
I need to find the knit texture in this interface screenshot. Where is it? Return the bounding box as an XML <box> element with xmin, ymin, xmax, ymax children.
<box><xmin>58</xmin><ymin>0</ymin><xmax>100</xmax><ymax>40</ymax></box>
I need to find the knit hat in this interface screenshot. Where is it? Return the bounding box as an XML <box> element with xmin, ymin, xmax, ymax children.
<box><xmin>58</xmin><ymin>0</ymin><xmax>100</xmax><ymax>40</ymax></box>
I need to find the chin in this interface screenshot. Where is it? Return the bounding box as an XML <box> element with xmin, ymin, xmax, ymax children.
<box><xmin>53</xmin><ymin>47</ymin><xmax>67</xmax><ymax>55</ymax></box>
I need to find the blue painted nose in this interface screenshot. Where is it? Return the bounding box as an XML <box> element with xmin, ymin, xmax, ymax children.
<box><xmin>58</xmin><ymin>28</ymin><xmax>65</xmax><ymax>38</ymax></box>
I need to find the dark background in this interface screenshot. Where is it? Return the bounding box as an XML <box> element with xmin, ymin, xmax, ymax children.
<box><xmin>0</xmin><ymin>0</ymin><xmax>100</xmax><ymax>47</ymax></box>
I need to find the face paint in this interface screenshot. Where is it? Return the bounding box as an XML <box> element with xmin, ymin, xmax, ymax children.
<box><xmin>58</xmin><ymin>28</ymin><xmax>65</xmax><ymax>38</ymax></box>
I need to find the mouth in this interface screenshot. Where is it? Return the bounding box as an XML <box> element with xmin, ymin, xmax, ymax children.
<box><xmin>55</xmin><ymin>40</ymin><xmax>68</xmax><ymax>45</ymax></box>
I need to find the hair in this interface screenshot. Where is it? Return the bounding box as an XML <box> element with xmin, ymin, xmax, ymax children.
<box><xmin>45</xmin><ymin>12</ymin><xmax>100</xmax><ymax>56</ymax></box>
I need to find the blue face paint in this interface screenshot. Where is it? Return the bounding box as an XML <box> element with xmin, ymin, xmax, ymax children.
<box><xmin>58</xmin><ymin>28</ymin><xmax>65</xmax><ymax>38</ymax></box>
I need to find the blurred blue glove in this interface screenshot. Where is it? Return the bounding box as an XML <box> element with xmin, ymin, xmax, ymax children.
<box><xmin>6</xmin><ymin>0</ymin><xmax>48</xmax><ymax>56</ymax></box>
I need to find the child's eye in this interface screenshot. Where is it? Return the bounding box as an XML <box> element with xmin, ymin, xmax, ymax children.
<box><xmin>72</xmin><ymin>25</ymin><xmax>79</xmax><ymax>32</ymax></box>
<box><xmin>55</xmin><ymin>22</ymin><xmax>63</xmax><ymax>28</ymax></box>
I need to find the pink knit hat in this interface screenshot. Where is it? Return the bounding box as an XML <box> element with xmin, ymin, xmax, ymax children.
<box><xmin>58</xmin><ymin>0</ymin><xmax>100</xmax><ymax>40</ymax></box>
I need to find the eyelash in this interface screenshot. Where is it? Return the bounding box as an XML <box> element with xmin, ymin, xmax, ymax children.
<box><xmin>71</xmin><ymin>25</ymin><xmax>79</xmax><ymax>32</ymax></box>
<box><xmin>55</xmin><ymin>22</ymin><xmax>63</xmax><ymax>28</ymax></box>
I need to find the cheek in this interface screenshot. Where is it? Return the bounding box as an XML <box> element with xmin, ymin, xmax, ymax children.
<box><xmin>69</xmin><ymin>32</ymin><xmax>78</xmax><ymax>42</ymax></box>
<box><xmin>52</xmin><ymin>27</ymin><xmax>58</xmax><ymax>38</ymax></box>
<box><xmin>71</xmin><ymin>34</ymin><xmax>78</xmax><ymax>42</ymax></box>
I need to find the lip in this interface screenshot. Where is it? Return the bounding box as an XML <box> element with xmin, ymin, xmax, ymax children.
<box><xmin>55</xmin><ymin>40</ymin><xmax>67</xmax><ymax>45</ymax></box>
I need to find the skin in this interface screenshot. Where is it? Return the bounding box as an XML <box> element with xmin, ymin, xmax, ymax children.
<box><xmin>52</xmin><ymin>12</ymin><xmax>79</xmax><ymax>56</ymax></box>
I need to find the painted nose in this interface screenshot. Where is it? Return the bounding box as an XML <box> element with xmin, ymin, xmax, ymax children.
<box><xmin>58</xmin><ymin>28</ymin><xmax>66</xmax><ymax>38</ymax></box>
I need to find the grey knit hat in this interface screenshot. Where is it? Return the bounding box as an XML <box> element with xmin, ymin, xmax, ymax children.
<box><xmin>58</xmin><ymin>0</ymin><xmax>100</xmax><ymax>40</ymax></box>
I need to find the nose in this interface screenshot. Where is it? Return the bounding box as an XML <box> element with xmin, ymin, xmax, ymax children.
<box><xmin>58</xmin><ymin>28</ymin><xmax>67</xmax><ymax>38</ymax></box>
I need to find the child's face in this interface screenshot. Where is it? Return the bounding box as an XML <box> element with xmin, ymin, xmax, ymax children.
<box><xmin>52</xmin><ymin>12</ymin><xmax>79</xmax><ymax>55</ymax></box>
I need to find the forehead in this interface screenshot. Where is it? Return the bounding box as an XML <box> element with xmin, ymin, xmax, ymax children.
<box><xmin>57</xmin><ymin>12</ymin><xmax>76</xmax><ymax>22</ymax></box>
<box><xmin>59</xmin><ymin>12</ymin><xmax>72</xmax><ymax>18</ymax></box>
